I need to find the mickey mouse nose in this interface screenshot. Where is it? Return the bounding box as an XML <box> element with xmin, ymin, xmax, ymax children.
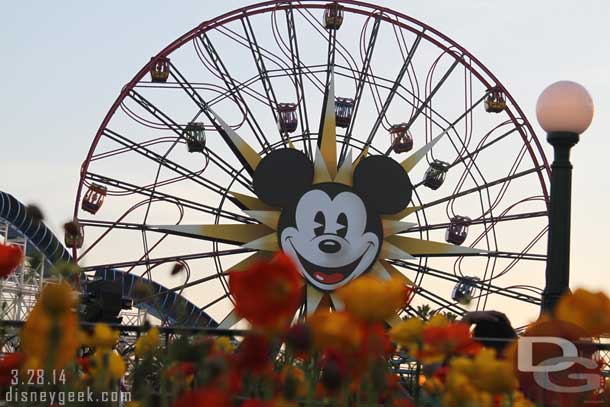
<box><xmin>319</xmin><ymin>239</ymin><xmax>341</xmax><ymax>254</ymax></box>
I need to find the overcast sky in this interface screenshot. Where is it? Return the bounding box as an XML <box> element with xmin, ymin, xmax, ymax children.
<box><xmin>1</xmin><ymin>1</ymin><xmax>608</xmax><ymax>323</ymax></box>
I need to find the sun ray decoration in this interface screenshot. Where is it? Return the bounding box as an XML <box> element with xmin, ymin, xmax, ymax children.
<box><xmin>151</xmin><ymin>72</ymin><xmax>485</xmax><ymax>328</ymax></box>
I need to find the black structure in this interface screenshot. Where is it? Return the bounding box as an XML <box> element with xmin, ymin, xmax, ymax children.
<box><xmin>540</xmin><ymin>131</ymin><xmax>579</xmax><ymax>313</ymax></box>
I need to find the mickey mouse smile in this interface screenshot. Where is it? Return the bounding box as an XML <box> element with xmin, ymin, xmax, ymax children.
<box><xmin>287</xmin><ymin>237</ymin><xmax>375</xmax><ymax>285</ymax></box>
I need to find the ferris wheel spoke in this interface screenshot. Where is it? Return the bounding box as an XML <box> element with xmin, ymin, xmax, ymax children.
<box><xmin>241</xmin><ymin>15</ymin><xmax>288</xmax><ymax>147</ymax></box>
<box><xmin>101</xmin><ymin>128</ymin><xmax>250</xmax><ymax>201</ymax></box>
<box><xmin>80</xmin><ymin>220</ymin><xmax>273</xmax><ymax>247</ymax></box>
<box><xmin>285</xmin><ymin>6</ymin><xmax>313</xmax><ymax>157</ymax></box>
<box><xmin>124</xmin><ymin>92</ymin><xmax>254</xmax><ymax>191</ymax></box>
<box><xmin>81</xmin><ymin>248</ymin><xmax>254</xmax><ymax>272</ymax></box>
<box><xmin>447</xmin><ymin>124</ymin><xmax>524</xmax><ymax>170</ymax></box>
<box><xmin>84</xmin><ymin>172</ymin><xmax>253</xmax><ymax>224</ymax></box>
<box><xmin>391</xmin><ymin>260</ymin><xmax>541</xmax><ymax>306</ymax></box>
<box><xmin>363</xmin><ymin>33</ymin><xmax>423</xmax><ymax>148</ymax></box>
<box><xmin>402</xmin><ymin>210</ymin><xmax>547</xmax><ymax>234</ymax></box>
<box><xmin>198</xmin><ymin>33</ymin><xmax>272</xmax><ymax>153</ymax></box>
<box><xmin>339</xmin><ymin>15</ymin><xmax>381</xmax><ymax>164</ymax></box>
<box><xmin>134</xmin><ymin>275</ymin><xmax>231</xmax><ymax>307</ymax></box>
<box><xmin>419</xmin><ymin>166</ymin><xmax>545</xmax><ymax>211</ymax></box>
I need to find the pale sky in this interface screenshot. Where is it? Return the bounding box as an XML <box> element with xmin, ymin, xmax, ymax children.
<box><xmin>1</xmin><ymin>0</ymin><xmax>608</xmax><ymax>326</ymax></box>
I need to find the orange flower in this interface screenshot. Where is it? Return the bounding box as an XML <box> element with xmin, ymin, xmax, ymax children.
<box><xmin>307</xmin><ymin>310</ymin><xmax>363</xmax><ymax>353</ymax></box>
<box><xmin>420</xmin><ymin>322</ymin><xmax>481</xmax><ymax>362</ymax></box>
<box><xmin>0</xmin><ymin>243</ymin><xmax>23</xmax><ymax>278</ymax></box>
<box><xmin>556</xmin><ymin>288</ymin><xmax>610</xmax><ymax>336</ymax></box>
<box><xmin>335</xmin><ymin>275</ymin><xmax>410</xmax><ymax>322</ymax></box>
<box><xmin>229</xmin><ymin>252</ymin><xmax>303</xmax><ymax>330</ymax></box>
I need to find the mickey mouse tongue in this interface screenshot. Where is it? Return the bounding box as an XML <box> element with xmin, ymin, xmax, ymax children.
<box><xmin>295</xmin><ymin>250</ymin><xmax>367</xmax><ymax>287</ymax></box>
<box><xmin>313</xmin><ymin>272</ymin><xmax>344</xmax><ymax>284</ymax></box>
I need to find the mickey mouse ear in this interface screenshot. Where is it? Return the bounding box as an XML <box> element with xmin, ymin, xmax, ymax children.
<box><xmin>253</xmin><ymin>148</ymin><xmax>314</xmax><ymax>207</ymax></box>
<box><xmin>353</xmin><ymin>155</ymin><xmax>412</xmax><ymax>214</ymax></box>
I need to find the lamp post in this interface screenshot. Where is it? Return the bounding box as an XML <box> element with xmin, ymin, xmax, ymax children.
<box><xmin>537</xmin><ymin>81</ymin><xmax>594</xmax><ymax>314</ymax></box>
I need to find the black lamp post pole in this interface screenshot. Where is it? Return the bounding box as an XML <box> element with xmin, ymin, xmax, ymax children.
<box><xmin>541</xmin><ymin>131</ymin><xmax>579</xmax><ymax>314</ymax></box>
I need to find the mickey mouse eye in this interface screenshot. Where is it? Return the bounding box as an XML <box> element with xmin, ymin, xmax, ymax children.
<box><xmin>314</xmin><ymin>211</ymin><xmax>325</xmax><ymax>236</ymax></box>
<box><xmin>337</xmin><ymin>213</ymin><xmax>348</xmax><ymax>238</ymax></box>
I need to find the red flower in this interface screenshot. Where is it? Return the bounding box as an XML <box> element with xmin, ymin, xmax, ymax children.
<box><xmin>229</xmin><ymin>252</ymin><xmax>303</xmax><ymax>330</ymax></box>
<box><xmin>0</xmin><ymin>353</ymin><xmax>22</xmax><ymax>386</ymax></box>
<box><xmin>165</xmin><ymin>362</ymin><xmax>196</xmax><ymax>381</ymax></box>
<box><xmin>284</xmin><ymin>323</ymin><xmax>312</xmax><ymax>358</ymax></box>
<box><xmin>242</xmin><ymin>400</ymin><xmax>273</xmax><ymax>407</ymax></box>
<box><xmin>234</xmin><ymin>334</ymin><xmax>272</xmax><ymax>373</ymax></box>
<box><xmin>0</xmin><ymin>244</ymin><xmax>23</xmax><ymax>278</ymax></box>
<box><xmin>359</xmin><ymin>323</ymin><xmax>393</xmax><ymax>359</ymax></box>
<box><xmin>171</xmin><ymin>388</ymin><xmax>231</xmax><ymax>407</ymax></box>
<box><xmin>422</xmin><ymin>323</ymin><xmax>481</xmax><ymax>357</ymax></box>
<box><xmin>319</xmin><ymin>349</ymin><xmax>349</xmax><ymax>393</ymax></box>
<box><xmin>77</xmin><ymin>357</ymin><xmax>90</xmax><ymax>373</ymax></box>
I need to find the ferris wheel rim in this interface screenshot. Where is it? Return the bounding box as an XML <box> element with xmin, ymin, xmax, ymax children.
<box><xmin>72</xmin><ymin>0</ymin><xmax>551</xmax><ymax>322</ymax></box>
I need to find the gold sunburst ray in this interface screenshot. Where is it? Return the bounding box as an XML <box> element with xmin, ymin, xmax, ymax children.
<box><xmin>400</xmin><ymin>133</ymin><xmax>444</xmax><ymax>174</ymax></box>
<box><xmin>306</xmin><ymin>284</ymin><xmax>325</xmax><ymax>315</ymax></box>
<box><xmin>229</xmin><ymin>191</ymin><xmax>277</xmax><ymax>211</ymax></box>
<box><xmin>150</xmin><ymin>224</ymin><xmax>272</xmax><ymax>246</ymax></box>
<box><xmin>242</xmin><ymin>232</ymin><xmax>280</xmax><ymax>251</ymax></box>
<box><xmin>334</xmin><ymin>149</ymin><xmax>353</xmax><ymax>186</ymax></box>
<box><xmin>382</xmin><ymin>220</ymin><xmax>417</xmax><ymax>237</ymax></box>
<box><xmin>318</xmin><ymin>71</ymin><xmax>337</xmax><ymax>178</ymax></box>
<box><xmin>313</xmin><ymin>146</ymin><xmax>332</xmax><ymax>184</ymax></box>
<box><xmin>385</xmin><ymin>235</ymin><xmax>485</xmax><ymax>256</ymax></box>
<box><xmin>208</xmin><ymin>108</ymin><xmax>262</xmax><ymax>175</ymax></box>
<box><xmin>244</xmin><ymin>210</ymin><xmax>281</xmax><ymax>230</ymax></box>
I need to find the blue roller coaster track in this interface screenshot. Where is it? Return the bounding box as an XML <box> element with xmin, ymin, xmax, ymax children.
<box><xmin>0</xmin><ymin>191</ymin><xmax>217</xmax><ymax>327</ymax></box>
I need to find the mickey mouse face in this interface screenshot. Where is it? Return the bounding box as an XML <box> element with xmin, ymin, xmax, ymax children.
<box><xmin>253</xmin><ymin>148</ymin><xmax>412</xmax><ymax>292</ymax></box>
<box><xmin>279</xmin><ymin>183</ymin><xmax>382</xmax><ymax>291</ymax></box>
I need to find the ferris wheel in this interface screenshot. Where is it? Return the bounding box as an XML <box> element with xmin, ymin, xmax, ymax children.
<box><xmin>72</xmin><ymin>0</ymin><xmax>550</xmax><ymax>328</ymax></box>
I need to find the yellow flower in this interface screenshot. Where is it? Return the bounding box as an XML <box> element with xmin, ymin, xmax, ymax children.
<box><xmin>40</xmin><ymin>282</ymin><xmax>77</xmax><ymax>315</ymax></box>
<box><xmin>90</xmin><ymin>349</ymin><xmax>125</xmax><ymax>388</ymax></box>
<box><xmin>556</xmin><ymin>288</ymin><xmax>610</xmax><ymax>336</ymax></box>
<box><xmin>472</xmin><ymin>348</ymin><xmax>517</xmax><ymax>395</ymax></box>
<box><xmin>389</xmin><ymin>318</ymin><xmax>424</xmax><ymax>347</ymax></box>
<box><xmin>307</xmin><ymin>309</ymin><xmax>363</xmax><ymax>352</ymax></box>
<box><xmin>214</xmin><ymin>336</ymin><xmax>234</xmax><ymax>354</ymax></box>
<box><xmin>426</xmin><ymin>314</ymin><xmax>449</xmax><ymax>328</ymax></box>
<box><xmin>449</xmin><ymin>356</ymin><xmax>475</xmax><ymax>377</ymax></box>
<box><xmin>335</xmin><ymin>275</ymin><xmax>408</xmax><ymax>322</ymax></box>
<box><xmin>443</xmin><ymin>371</ymin><xmax>480</xmax><ymax>406</ymax></box>
<box><xmin>21</xmin><ymin>294</ymin><xmax>79</xmax><ymax>369</ymax></box>
<box><xmin>422</xmin><ymin>376</ymin><xmax>444</xmax><ymax>394</ymax></box>
<box><xmin>81</xmin><ymin>323</ymin><xmax>119</xmax><ymax>349</ymax></box>
<box><xmin>134</xmin><ymin>327</ymin><xmax>160</xmax><ymax>357</ymax></box>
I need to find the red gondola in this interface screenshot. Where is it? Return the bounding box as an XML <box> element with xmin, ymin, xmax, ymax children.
<box><xmin>323</xmin><ymin>3</ymin><xmax>344</xmax><ymax>29</ymax></box>
<box><xmin>81</xmin><ymin>183</ymin><xmax>107</xmax><ymax>215</ymax></box>
<box><xmin>389</xmin><ymin>123</ymin><xmax>413</xmax><ymax>153</ymax></box>
<box><xmin>149</xmin><ymin>56</ymin><xmax>170</xmax><ymax>83</ymax></box>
